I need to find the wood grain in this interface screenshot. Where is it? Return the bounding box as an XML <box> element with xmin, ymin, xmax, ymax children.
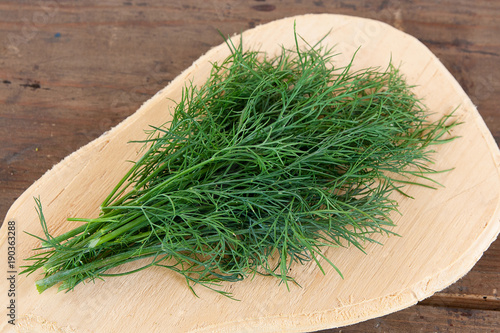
<box><xmin>320</xmin><ymin>305</ymin><xmax>500</xmax><ymax>332</ymax></box>
<box><xmin>1</xmin><ymin>1</ymin><xmax>499</xmax><ymax>332</ymax></box>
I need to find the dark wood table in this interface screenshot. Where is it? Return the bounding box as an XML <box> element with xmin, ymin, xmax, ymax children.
<box><xmin>1</xmin><ymin>1</ymin><xmax>498</xmax><ymax>331</ymax></box>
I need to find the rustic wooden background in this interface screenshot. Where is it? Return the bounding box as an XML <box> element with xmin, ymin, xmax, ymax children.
<box><xmin>0</xmin><ymin>0</ymin><xmax>498</xmax><ymax>331</ymax></box>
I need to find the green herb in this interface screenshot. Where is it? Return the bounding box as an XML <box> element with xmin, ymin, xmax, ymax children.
<box><xmin>22</xmin><ymin>30</ymin><xmax>458</xmax><ymax>298</ymax></box>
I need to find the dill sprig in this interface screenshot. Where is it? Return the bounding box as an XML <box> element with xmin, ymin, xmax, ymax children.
<box><xmin>22</xmin><ymin>30</ymin><xmax>458</xmax><ymax>297</ymax></box>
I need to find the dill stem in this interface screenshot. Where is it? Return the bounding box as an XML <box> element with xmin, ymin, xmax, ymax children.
<box><xmin>40</xmin><ymin>223</ymin><xmax>91</xmax><ymax>247</ymax></box>
<box><xmin>131</xmin><ymin>154</ymin><xmax>222</xmax><ymax>203</ymax></box>
<box><xmin>36</xmin><ymin>229</ymin><xmax>252</xmax><ymax>293</ymax></box>
<box><xmin>100</xmin><ymin>148</ymin><xmax>155</xmax><ymax>208</ymax></box>
<box><xmin>35</xmin><ymin>244</ymin><xmax>164</xmax><ymax>293</ymax></box>
<box><xmin>88</xmin><ymin>215</ymin><xmax>148</xmax><ymax>248</ymax></box>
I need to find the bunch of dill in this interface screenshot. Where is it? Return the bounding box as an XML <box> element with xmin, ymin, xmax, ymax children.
<box><xmin>23</xmin><ymin>33</ymin><xmax>457</xmax><ymax>297</ymax></box>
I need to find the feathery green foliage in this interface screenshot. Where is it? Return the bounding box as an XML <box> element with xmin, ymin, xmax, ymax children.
<box><xmin>22</xmin><ymin>30</ymin><xmax>458</xmax><ymax>297</ymax></box>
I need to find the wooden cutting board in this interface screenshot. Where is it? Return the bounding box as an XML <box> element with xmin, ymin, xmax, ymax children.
<box><xmin>1</xmin><ymin>13</ymin><xmax>499</xmax><ymax>333</ymax></box>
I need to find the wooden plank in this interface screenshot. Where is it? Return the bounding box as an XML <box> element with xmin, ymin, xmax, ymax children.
<box><xmin>318</xmin><ymin>305</ymin><xmax>500</xmax><ymax>332</ymax></box>
<box><xmin>420</xmin><ymin>293</ymin><xmax>500</xmax><ymax>312</ymax></box>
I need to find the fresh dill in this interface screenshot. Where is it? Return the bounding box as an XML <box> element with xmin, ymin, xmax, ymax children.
<box><xmin>22</xmin><ymin>30</ymin><xmax>458</xmax><ymax>297</ymax></box>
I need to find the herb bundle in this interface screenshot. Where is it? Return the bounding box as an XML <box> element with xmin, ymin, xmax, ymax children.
<box><xmin>23</xmin><ymin>32</ymin><xmax>457</xmax><ymax>297</ymax></box>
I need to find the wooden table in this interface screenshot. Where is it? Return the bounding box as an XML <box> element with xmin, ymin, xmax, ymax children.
<box><xmin>1</xmin><ymin>1</ymin><xmax>498</xmax><ymax>331</ymax></box>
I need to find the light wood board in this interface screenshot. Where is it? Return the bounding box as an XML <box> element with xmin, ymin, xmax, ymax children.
<box><xmin>1</xmin><ymin>13</ymin><xmax>499</xmax><ymax>333</ymax></box>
